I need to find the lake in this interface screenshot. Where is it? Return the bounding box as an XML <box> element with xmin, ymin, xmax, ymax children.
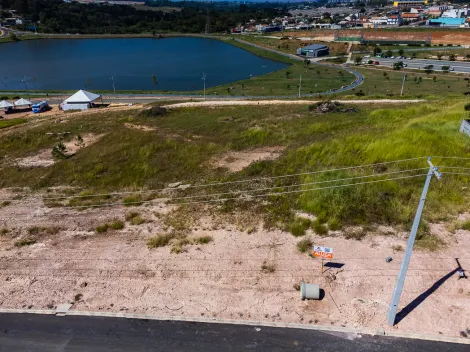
<box><xmin>0</xmin><ymin>37</ymin><xmax>288</xmax><ymax>92</ymax></box>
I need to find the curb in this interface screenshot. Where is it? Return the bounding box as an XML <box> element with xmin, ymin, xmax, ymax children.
<box><xmin>0</xmin><ymin>308</ymin><xmax>468</xmax><ymax>345</ymax></box>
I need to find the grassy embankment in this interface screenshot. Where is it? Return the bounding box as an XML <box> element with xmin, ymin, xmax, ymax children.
<box><xmin>1</xmin><ymin>100</ymin><xmax>469</xmax><ymax>249</ymax></box>
<box><xmin>0</xmin><ymin>119</ymin><xmax>27</xmax><ymax>129</ymax></box>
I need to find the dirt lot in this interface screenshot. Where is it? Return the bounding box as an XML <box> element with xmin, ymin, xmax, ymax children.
<box><xmin>311</xmin><ymin>29</ymin><xmax>470</xmax><ymax>46</ymax></box>
<box><xmin>0</xmin><ymin>188</ymin><xmax>469</xmax><ymax>339</ymax></box>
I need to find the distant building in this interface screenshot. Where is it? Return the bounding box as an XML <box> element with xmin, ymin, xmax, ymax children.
<box><xmin>428</xmin><ymin>17</ymin><xmax>467</xmax><ymax>27</ymax></box>
<box><xmin>393</xmin><ymin>0</ymin><xmax>428</xmax><ymax>8</ymax></box>
<box><xmin>296</xmin><ymin>44</ymin><xmax>329</xmax><ymax>58</ymax></box>
<box><xmin>387</xmin><ymin>15</ymin><xmax>401</xmax><ymax>26</ymax></box>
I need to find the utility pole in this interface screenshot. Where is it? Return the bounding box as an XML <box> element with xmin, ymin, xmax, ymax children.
<box><xmin>298</xmin><ymin>74</ymin><xmax>302</xmax><ymax>98</ymax></box>
<box><xmin>202</xmin><ymin>72</ymin><xmax>206</xmax><ymax>100</ymax></box>
<box><xmin>386</xmin><ymin>157</ymin><xmax>442</xmax><ymax>326</ymax></box>
<box><xmin>400</xmin><ymin>73</ymin><xmax>406</xmax><ymax>96</ymax></box>
<box><xmin>110</xmin><ymin>75</ymin><xmax>116</xmax><ymax>94</ymax></box>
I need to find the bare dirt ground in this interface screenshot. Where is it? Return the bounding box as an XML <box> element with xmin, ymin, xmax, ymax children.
<box><xmin>164</xmin><ymin>99</ymin><xmax>425</xmax><ymax>109</ymax></box>
<box><xmin>0</xmin><ymin>188</ymin><xmax>469</xmax><ymax>339</ymax></box>
<box><xmin>12</xmin><ymin>134</ymin><xmax>103</xmax><ymax>168</ymax></box>
<box><xmin>210</xmin><ymin>146</ymin><xmax>285</xmax><ymax>172</ymax></box>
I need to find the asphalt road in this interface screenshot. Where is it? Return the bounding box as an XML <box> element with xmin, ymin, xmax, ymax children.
<box><xmin>0</xmin><ymin>314</ymin><xmax>467</xmax><ymax>352</ymax></box>
<box><xmin>373</xmin><ymin>57</ymin><xmax>470</xmax><ymax>73</ymax></box>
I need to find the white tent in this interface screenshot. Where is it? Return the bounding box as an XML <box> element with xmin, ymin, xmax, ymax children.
<box><xmin>0</xmin><ymin>100</ymin><xmax>14</xmax><ymax>108</ymax></box>
<box><xmin>64</xmin><ymin>90</ymin><xmax>101</xmax><ymax>104</ymax></box>
<box><xmin>14</xmin><ymin>98</ymin><xmax>32</xmax><ymax>107</ymax></box>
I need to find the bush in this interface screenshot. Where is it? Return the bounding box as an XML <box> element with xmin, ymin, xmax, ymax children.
<box><xmin>96</xmin><ymin>224</ymin><xmax>109</xmax><ymax>233</ymax></box>
<box><xmin>130</xmin><ymin>216</ymin><xmax>146</xmax><ymax>225</ymax></box>
<box><xmin>147</xmin><ymin>234</ymin><xmax>174</xmax><ymax>248</ymax></box>
<box><xmin>312</xmin><ymin>220</ymin><xmax>328</xmax><ymax>235</ymax></box>
<box><xmin>109</xmin><ymin>220</ymin><xmax>124</xmax><ymax>230</ymax></box>
<box><xmin>328</xmin><ymin>219</ymin><xmax>342</xmax><ymax>231</ymax></box>
<box><xmin>138</xmin><ymin>106</ymin><xmax>167</xmax><ymax>117</ymax></box>
<box><xmin>297</xmin><ymin>237</ymin><xmax>313</xmax><ymax>253</ymax></box>
<box><xmin>14</xmin><ymin>239</ymin><xmax>36</xmax><ymax>247</ymax></box>
<box><xmin>194</xmin><ymin>236</ymin><xmax>213</xmax><ymax>244</ymax></box>
<box><xmin>464</xmin><ymin>103</ymin><xmax>470</xmax><ymax>111</ymax></box>
<box><xmin>460</xmin><ymin>220</ymin><xmax>470</xmax><ymax>231</ymax></box>
<box><xmin>288</xmin><ymin>217</ymin><xmax>311</xmax><ymax>237</ymax></box>
<box><xmin>51</xmin><ymin>142</ymin><xmax>68</xmax><ymax>159</ymax></box>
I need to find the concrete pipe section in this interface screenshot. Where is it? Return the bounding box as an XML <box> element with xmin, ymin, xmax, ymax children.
<box><xmin>300</xmin><ymin>282</ymin><xmax>320</xmax><ymax>300</ymax></box>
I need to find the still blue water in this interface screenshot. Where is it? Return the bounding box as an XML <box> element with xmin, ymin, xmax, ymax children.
<box><xmin>0</xmin><ymin>37</ymin><xmax>287</xmax><ymax>91</ymax></box>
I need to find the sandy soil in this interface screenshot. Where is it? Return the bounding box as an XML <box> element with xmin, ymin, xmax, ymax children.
<box><xmin>210</xmin><ymin>146</ymin><xmax>285</xmax><ymax>172</ymax></box>
<box><xmin>0</xmin><ymin>188</ymin><xmax>469</xmax><ymax>339</ymax></box>
<box><xmin>164</xmin><ymin>99</ymin><xmax>425</xmax><ymax>109</ymax></box>
<box><xmin>13</xmin><ymin>134</ymin><xmax>103</xmax><ymax>168</ymax></box>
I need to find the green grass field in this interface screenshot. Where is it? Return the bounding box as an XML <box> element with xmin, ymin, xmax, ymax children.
<box><xmin>1</xmin><ymin>100</ymin><xmax>469</xmax><ymax>240</ymax></box>
<box><xmin>0</xmin><ymin>118</ymin><xmax>27</xmax><ymax>129</ymax></box>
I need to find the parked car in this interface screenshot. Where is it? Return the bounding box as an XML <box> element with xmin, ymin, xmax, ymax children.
<box><xmin>407</xmin><ymin>57</ymin><xmax>412</xmax><ymax>60</ymax></box>
<box><xmin>373</xmin><ymin>61</ymin><xmax>379</xmax><ymax>65</ymax></box>
<box><xmin>364</xmin><ymin>55</ymin><xmax>370</xmax><ymax>58</ymax></box>
<box><xmin>390</xmin><ymin>56</ymin><xmax>395</xmax><ymax>59</ymax></box>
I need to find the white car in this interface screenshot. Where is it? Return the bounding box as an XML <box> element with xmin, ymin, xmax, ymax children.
<box><xmin>450</xmin><ymin>67</ymin><xmax>455</xmax><ymax>71</ymax></box>
<box><xmin>407</xmin><ymin>57</ymin><xmax>412</xmax><ymax>60</ymax></box>
<box><xmin>390</xmin><ymin>56</ymin><xmax>395</xmax><ymax>59</ymax></box>
<box><xmin>364</xmin><ymin>55</ymin><xmax>370</xmax><ymax>58</ymax></box>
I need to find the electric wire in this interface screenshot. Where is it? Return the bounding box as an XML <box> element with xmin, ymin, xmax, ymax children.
<box><xmin>2</xmin><ymin>156</ymin><xmax>427</xmax><ymax>202</ymax></box>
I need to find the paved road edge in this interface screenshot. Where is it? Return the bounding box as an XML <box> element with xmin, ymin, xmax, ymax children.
<box><xmin>0</xmin><ymin>308</ymin><xmax>468</xmax><ymax>345</ymax></box>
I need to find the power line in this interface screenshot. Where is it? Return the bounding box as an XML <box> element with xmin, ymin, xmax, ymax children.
<box><xmin>0</xmin><ymin>157</ymin><xmax>427</xmax><ymax>202</ymax></box>
<box><xmin>57</xmin><ymin>173</ymin><xmax>429</xmax><ymax>209</ymax></box>
<box><xmin>1</xmin><ymin>167</ymin><xmax>428</xmax><ymax>204</ymax></box>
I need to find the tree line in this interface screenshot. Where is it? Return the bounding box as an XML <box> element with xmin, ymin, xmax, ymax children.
<box><xmin>2</xmin><ymin>0</ymin><xmax>288</xmax><ymax>34</ymax></box>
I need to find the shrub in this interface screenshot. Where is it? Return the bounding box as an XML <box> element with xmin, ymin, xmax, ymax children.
<box><xmin>288</xmin><ymin>217</ymin><xmax>311</xmax><ymax>237</ymax></box>
<box><xmin>28</xmin><ymin>226</ymin><xmax>60</xmax><ymax>235</ymax></box>
<box><xmin>125</xmin><ymin>212</ymin><xmax>140</xmax><ymax>221</ymax></box>
<box><xmin>109</xmin><ymin>220</ymin><xmax>124</xmax><ymax>230</ymax></box>
<box><xmin>130</xmin><ymin>216</ymin><xmax>146</xmax><ymax>225</ymax></box>
<box><xmin>392</xmin><ymin>244</ymin><xmax>404</xmax><ymax>252</ymax></box>
<box><xmin>1</xmin><ymin>201</ymin><xmax>11</xmax><ymax>207</ymax></box>
<box><xmin>147</xmin><ymin>234</ymin><xmax>174</xmax><ymax>248</ymax></box>
<box><xmin>123</xmin><ymin>196</ymin><xmax>142</xmax><ymax>206</ymax></box>
<box><xmin>460</xmin><ymin>220</ymin><xmax>470</xmax><ymax>231</ymax></box>
<box><xmin>14</xmin><ymin>239</ymin><xmax>36</xmax><ymax>247</ymax></box>
<box><xmin>0</xmin><ymin>228</ymin><xmax>9</xmax><ymax>235</ymax></box>
<box><xmin>312</xmin><ymin>220</ymin><xmax>328</xmax><ymax>235</ymax></box>
<box><xmin>328</xmin><ymin>219</ymin><xmax>342</xmax><ymax>231</ymax></box>
<box><xmin>464</xmin><ymin>103</ymin><xmax>470</xmax><ymax>111</ymax></box>
<box><xmin>138</xmin><ymin>106</ymin><xmax>167</xmax><ymax>117</ymax></box>
<box><xmin>95</xmin><ymin>224</ymin><xmax>109</xmax><ymax>233</ymax></box>
<box><xmin>51</xmin><ymin>142</ymin><xmax>68</xmax><ymax>159</ymax></box>
<box><xmin>345</xmin><ymin>229</ymin><xmax>366</xmax><ymax>241</ymax></box>
<box><xmin>297</xmin><ymin>237</ymin><xmax>313</xmax><ymax>253</ymax></box>
<box><xmin>194</xmin><ymin>236</ymin><xmax>213</xmax><ymax>244</ymax></box>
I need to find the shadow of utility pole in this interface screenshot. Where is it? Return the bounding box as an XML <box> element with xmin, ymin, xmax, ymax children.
<box><xmin>395</xmin><ymin>264</ymin><xmax>460</xmax><ymax>325</ymax></box>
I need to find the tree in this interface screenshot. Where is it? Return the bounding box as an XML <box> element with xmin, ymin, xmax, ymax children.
<box><xmin>436</xmin><ymin>53</ymin><xmax>443</xmax><ymax>60</ymax></box>
<box><xmin>285</xmin><ymin>71</ymin><xmax>291</xmax><ymax>79</ymax></box>
<box><xmin>393</xmin><ymin>62</ymin><xmax>403</xmax><ymax>70</ymax></box>
<box><xmin>303</xmin><ymin>59</ymin><xmax>310</xmax><ymax>68</ymax></box>
<box><xmin>385</xmin><ymin>50</ymin><xmax>393</xmax><ymax>58</ymax></box>
<box><xmin>424</xmin><ymin>65</ymin><xmax>434</xmax><ymax>74</ymax></box>
<box><xmin>355</xmin><ymin>56</ymin><xmax>362</xmax><ymax>65</ymax></box>
<box><xmin>449</xmin><ymin>53</ymin><xmax>456</xmax><ymax>61</ymax></box>
<box><xmin>442</xmin><ymin>65</ymin><xmax>450</xmax><ymax>73</ymax></box>
<box><xmin>398</xmin><ymin>48</ymin><xmax>404</xmax><ymax>56</ymax></box>
<box><xmin>373</xmin><ymin>47</ymin><xmax>382</xmax><ymax>56</ymax></box>
<box><xmin>433</xmin><ymin>76</ymin><xmax>437</xmax><ymax>82</ymax></box>
<box><xmin>466</xmin><ymin>54</ymin><xmax>470</xmax><ymax>61</ymax></box>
